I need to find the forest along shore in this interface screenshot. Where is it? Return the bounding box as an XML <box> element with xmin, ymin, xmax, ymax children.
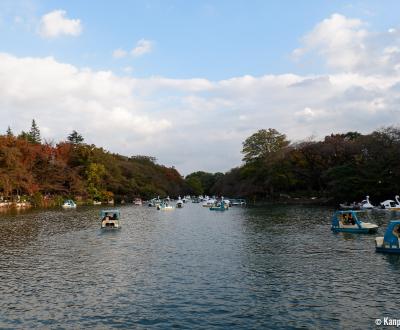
<box><xmin>2</xmin><ymin>120</ymin><xmax>400</xmax><ymax>207</ymax></box>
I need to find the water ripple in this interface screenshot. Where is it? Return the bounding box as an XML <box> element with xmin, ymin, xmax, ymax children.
<box><xmin>0</xmin><ymin>204</ymin><xmax>397</xmax><ymax>328</ymax></box>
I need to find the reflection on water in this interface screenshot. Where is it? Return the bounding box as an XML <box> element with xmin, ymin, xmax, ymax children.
<box><xmin>0</xmin><ymin>204</ymin><xmax>399</xmax><ymax>328</ymax></box>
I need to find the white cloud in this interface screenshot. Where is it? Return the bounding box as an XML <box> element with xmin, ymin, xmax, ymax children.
<box><xmin>112</xmin><ymin>48</ymin><xmax>127</xmax><ymax>59</ymax></box>
<box><xmin>293</xmin><ymin>13</ymin><xmax>368</xmax><ymax>71</ymax></box>
<box><xmin>293</xmin><ymin>13</ymin><xmax>400</xmax><ymax>75</ymax></box>
<box><xmin>2</xmin><ymin>15</ymin><xmax>400</xmax><ymax>174</ymax></box>
<box><xmin>2</xmin><ymin>51</ymin><xmax>400</xmax><ymax>174</ymax></box>
<box><xmin>123</xmin><ymin>66</ymin><xmax>134</xmax><ymax>74</ymax></box>
<box><xmin>131</xmin><ymin>39</ymin><xmax>153</xmax><ymax>57</ymax></box>
<box><xmin>38</xmin><ymin>10</ymin><xmax>82</xmax><ymax>38</ymax></box>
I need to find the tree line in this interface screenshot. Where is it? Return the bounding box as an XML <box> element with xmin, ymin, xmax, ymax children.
<box><xmin>0</xmin><ymin>120</ymin><xmax>186</xmax><ymax>206</ymax></box>
<box><xmin>185</xmin><ymin>127</ymin><xmax>400</xmax><ymax>204</ymax></box>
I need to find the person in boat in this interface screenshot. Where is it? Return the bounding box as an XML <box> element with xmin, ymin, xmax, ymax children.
<box><xmin>393</xmin><ymin>225</ymin><xmax>400</xmax><ymax>238</ymax></box>
<box><xmin>348</xmin><ymin>213</ymin><xmax>355</xmax><ymax>225</ymax></box>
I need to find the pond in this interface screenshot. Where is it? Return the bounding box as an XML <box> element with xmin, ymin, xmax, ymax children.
<box><xmin>0</xmin><ymin>203</ymin><xmax>398</xmax><ymax>329</ymax></box>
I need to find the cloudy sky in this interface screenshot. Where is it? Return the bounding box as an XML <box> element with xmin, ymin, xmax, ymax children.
<box><xmin>1</xmin><ymin>1</ymin><xmax>400</xmax><ymax>174</ymax></box>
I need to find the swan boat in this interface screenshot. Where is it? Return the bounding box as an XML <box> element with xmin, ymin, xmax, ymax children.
<box><xmin>360</xmin><ymin>196</ymin><xmax>374</xmax><ymax>209</ymax></box>
<box><xmin>380</xmin><ymin>195</ymin><xmax>400</xmax><ymax>211</ymax></box>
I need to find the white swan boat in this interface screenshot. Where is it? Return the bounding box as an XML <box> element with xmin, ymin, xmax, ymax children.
<box><xmin>380</xmin><ymin>195</ymin><xmax>400</xmax><ymax>211</ymax></box>
<box><xmin>176</xmin><ymin>196</ymin><xmax>184</xmax><ymax>208</ymax></box>
<box><xmin>360</xmin><ymin>195</ymin><xmax>374</xmax><ymax>209</ymax></box>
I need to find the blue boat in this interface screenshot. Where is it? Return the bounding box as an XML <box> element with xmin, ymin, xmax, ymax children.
<box><xmin>331</xmin><ymin>210</ymin><xmax>378</xmax><ymax>233</ymax></box>
<box><xmin>209</xmin><ymin>200</ymin><xmax>229</xmax><ymax>211</ymax></box>
<box><xmin>100</xmin><ymin>210</ymin><xmax>121</xmax><ymax>229</ymax></box>
<box><xmin>375</xmin><ymin>220</ymin><xmax>400</xmax><ymax>253</ymax></box>
<box><xmin>62</xmin><ymin>199</ymin><xmax>77</xmax><ymax>209</ymax></box>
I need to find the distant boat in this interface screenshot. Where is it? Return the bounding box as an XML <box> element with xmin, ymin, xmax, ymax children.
<box><xmin>62</xmin><ymin>199</ymin><xmax>77</xmax><ymax>209</ymax></box>
<box><xmin>93</xmin><ymin>200</ymin><xmax>102</xmax><ymax>205</ymax></box>
<box><xmin>100</xmin><ymin>210</ymin><xmax>121</xmax><ymax>229</ymax></box>
<box><xmin>360</xmin><ymin>195</ymin><xmax>374</xmax><ymax>209</ymax></box>
<box><xmin>157</xmin><ymin>202</ymin><xmax>174</xmax><ymax>211</ymax></box>
<box><xmin>375</xmin><ymin>220</ymin><xmax>400</xmax><ymax>253</ymax></box>
<box><xmin>331</xmin><ymin>210</ymin><xmax>378</xmax><ymax>233</ymax></box>
<box><xmin>202</xmin><ymin>198</ymin><xmax>215</xmax><ymax>207</ymax></box>
<box><xmin>148</xmin><ymin>197</ymin><xmax>161</xmax><ymax>207</ymax></box>
<box><xmin>380</xmin><ymin>195</ymin><xmax>400</xmax><ymax>210</ymax></box>
<box><xmin>209</xmin><ymin>201</ymin><xmax>228</xmax><ymax>211</ymax></box>
<box><xmin>176</xmin><ymin>196</ymin><xmax>184</xmax><ymax>208</ymax></box>
<box><xmin>339</xmin><ymin>202</ymin><xmax>360</xmax><ymax>210</ymax></box>
<box><xmin>133</xmin><ymin>198</ymin><xmax>142</xmax><ymax>206</ymax></box>
<box><xmin>230</xmin><ymin>199</ymin><xmax>246</xmax><ymax>206</ymax></box>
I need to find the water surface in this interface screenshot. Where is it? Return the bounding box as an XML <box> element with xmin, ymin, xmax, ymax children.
<box><xmin>0</xmin><ymin>204</ymin><xmax>398</xmax><ymax>329</ymax></box>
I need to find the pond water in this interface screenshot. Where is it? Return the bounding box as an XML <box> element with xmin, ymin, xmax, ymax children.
<box><xmin>0</xmin><ymin>203</ymin><xmax>399</xmax><ymax>329</ymax></box>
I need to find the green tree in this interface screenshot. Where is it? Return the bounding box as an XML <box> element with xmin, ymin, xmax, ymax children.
<box><xmin>86</xmin><ymin>162</ymin><xmax>106</xmax><ymax>200</ymax></box>
<box><xmin>6</xmin><ymin>126</ymin><xmax>13</xmax><ymax>137</ymax></box>
<box><xmin>185</xmin><ymin>176</ymin><xmax>203</xmax><ymax>195</ymax></box>
<box><xmin>242</xmin><ymin>128</ymin><xmax>289</xmax><ymax>163</ymax></box>
<box><xmin>28</xmin><ymin>119</ymin><xmax>41</xmax><ymax>144</ymax></box>
<box><xmin>67</xmin><ymin>130</ymin><xmax>84</xmax><ymax>145</ymax></box>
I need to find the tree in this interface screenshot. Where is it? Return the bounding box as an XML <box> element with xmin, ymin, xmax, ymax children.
<box><xmin>29</xmin><ymin>119</ymin><xmax>41</xmax><ymax>144</ymax></box>
<box><xmin>185</xmin><ymin>176</ymin><xmax>203</xmax><ymax>195</ymax></box>
<box><xmin>86</xmin><ymin>162</ymin><xmax>106</xmax><ymax>200</ymax></box>
<box><xmin>6</xmin><ymin>126</ymin><xmax>13</xmax><ymax>137</ymax></box>
<box><xmin>67</xmin><ymin>130</ymin><xmax>84</xmax><ymax>145</ymax></box>
<box><xmin>242</xmin><ymin>128</ymin><xmax>289</xmax><ymax>164</ymax></box>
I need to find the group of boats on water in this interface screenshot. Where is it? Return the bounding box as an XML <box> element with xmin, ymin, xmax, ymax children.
<box><xmin>334</xmin><ymin>195</ymin><xmax>400</xmax><ymax>254</ymax></box>
<box><xmin>145</xmin><ymin>195</ymin><xmax>246</xmax><ymax>211</ymax></box>
<box><xmin>63</xmin><ymin>193</ymin><xmax>400</xmax><ymax>254</ymax></box>
<box><xmin>61</xmin><ymin>195</ymin><xmax>246</xmax><ymax>230</ymax></box>
<box><xmin>340</xmin><ymin>195</ymin><xmax>400</xmax><ymax>211</ymax></box>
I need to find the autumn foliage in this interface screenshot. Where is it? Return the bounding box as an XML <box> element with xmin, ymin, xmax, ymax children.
<box><xmin>0</xmin><ymin>134</ymin><xmax>186</xmax><ymax>204</ymax></box>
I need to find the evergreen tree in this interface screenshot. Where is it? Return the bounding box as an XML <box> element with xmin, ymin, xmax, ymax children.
<box><xmin>18</xmin><ymin>131</ymin><xmax>30</xmax><ymax>140</ymax></box>
<box><xmin>6</xmin><ymin>126</ymin><xmax>13</xmax><ymax>137</ymax></box>
<box><xmin>29</xmin><ymin>119</ymin><xmax>41</xmax><ymax>144</ymax></box>
<box><xmin>67</xmin><ymin>130</ymin><xmax>84</xmax><ymax>145</ymax></box>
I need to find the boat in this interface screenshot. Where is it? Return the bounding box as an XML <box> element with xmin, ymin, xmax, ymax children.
<box><xmin>202</xmin><ymin>198</ymin><xmax>215</xmax><ymax>207</ymax></box>
<box><xmin>62</xmin><ymin>199</ymin><xmax>77</xmax><ymax>209</ymax></box>
<box><xmin>192</xmin><ymin>197</ymin><xmax>201</xmax><ymax>203</ymax></box>
<box><xmin>375</xmin><ymin>220</ymin><xmax>400</xmax><ymax>253</ymax></box>
<box><xmin>148</xmin><ymin>197</ymin><xmax>161</xmax><ymax>207</ymax></box>
<box><xmin>360</xmin><ymin>195</ymin><xmax>374</xmax><ymax>209</ymax></box>
<box><xmin>210</xmin><ymin>199</ymin><xmax>229</xmax><ymax>211</ymax></box>
<box><xmin>176</xmin><ymin>196</ymin><xmax>184</xmax><ymax>208</ymax></box>
<box><xmin>157</xmin><ymin>202</ymin><xmax>174</xmax><ymax>211</ymax></box>
<box><xmin>331</xmin><ymin>210</ymin><xmax>378</xmax><ymax>233</ymax></box>
<box><xmin>133</xmin><ymin>198</ymin><xmax>142</xmax><ymax>206</ymax></box>
<box><xmin>100</xmin><ymin>210</ymin><xmax>121</xmax><ymax>229</ymax></box>
<box><xmin>93</xmin><ymin>200</ymin><xmax>102</xmax><ymax>205</ymax></box>
<box><xmin>339</xmin><ymin>202</ymin><xmax>360</xmax><ymax>210</ymax></box>
<box><xmin>379</xmin><ymin>195</ymin><xmax>400</xmax><ymax>211</ymax></box>
<box><xmin>230</xmin><ymin>199</ymin><xmax>246</xmax><ymax>206</ymax></box>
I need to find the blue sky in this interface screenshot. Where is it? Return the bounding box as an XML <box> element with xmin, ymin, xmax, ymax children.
<box><xmin>2</xmin><ymin>0</ymin><xmax>399</xmax><ymax>78</ymax></box>
<box><xmin>1</xmin><ymin>1</ymin><xmax>400</xmax><ymax>174</ymax></box>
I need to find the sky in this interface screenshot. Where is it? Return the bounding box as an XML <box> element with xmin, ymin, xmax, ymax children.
<box><xmin>1</xmin><ymin>1</ymin><xmax>400</xmax><ymax>174</ymax></box>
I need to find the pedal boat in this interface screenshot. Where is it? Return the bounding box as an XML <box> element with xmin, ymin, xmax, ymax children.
<box><xmin>331</xmin><ymin>210</ymin><xmax>378</xmax><ymax>233</ymax></box>
<box><xmin>375</xmin><ymin>220</ymin><xmax>400</xmax><ymax>254</ymax></box>
<box><xmin>209</xmin><ymin>200</ymin><xmax>229</xmax><ymax>211</ymax></box>
<box><xmin>101</xmin><ymin>210</ymin><xmax>121</xmax><ymax>229</ymax></box>
<box><xmin>157</xmin><ymin>202</ymin><xmax>174</xmax><ymax>211</ymax></box>
<box><xmin>62</xmin><ymin>199</ymin><xmax>77</xmax><ymax>209</ymax></box>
